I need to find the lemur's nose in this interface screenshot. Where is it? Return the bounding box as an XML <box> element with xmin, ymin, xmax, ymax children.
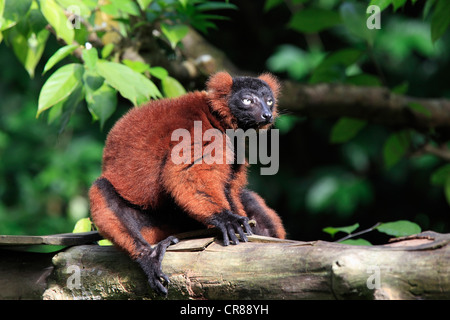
<box><xmin>262</xmin><ymin>112</ymin><xmax>273</xmax><ymax>122</ymax></box>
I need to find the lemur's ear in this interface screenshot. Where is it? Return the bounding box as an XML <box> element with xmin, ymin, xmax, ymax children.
<box><xmin>258</xmin><ymin>73</ymin><xmax>281</xmax><ymax>99</ymax></box>
<box><xmin>206</xmin><ymin>72</ymin><xmax>233</xmax><ymax>95</ymax></box>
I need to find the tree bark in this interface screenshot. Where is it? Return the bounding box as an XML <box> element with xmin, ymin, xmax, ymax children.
<box><xmin>279</xmin><ymin>82</ymin><xmax>450</xmax><ymax>132</ymax></box>
<box><xmin>42</xmin><ymin>231</ymin><xmax>449</xmax><ymax>300</ymax></box>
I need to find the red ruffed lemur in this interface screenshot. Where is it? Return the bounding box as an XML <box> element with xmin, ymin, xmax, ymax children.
<box><xmin>89</xmin><ymin>72</ymin><xmax>286</xmax><ymax>296</ymax></box>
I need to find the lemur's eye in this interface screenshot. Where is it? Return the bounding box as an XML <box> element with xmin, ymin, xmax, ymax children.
<box><xmin>242</xmin><ymin>98</ymin><xmax>252</xmax><ymax>105</ymax></box>
<box><xmin>266</xmin><ymin>98</ymin><xmax>273</xmax><ymax>106</ymax></box>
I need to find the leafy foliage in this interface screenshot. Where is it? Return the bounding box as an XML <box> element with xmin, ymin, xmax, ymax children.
<box><xmin>323</xmin><ymin>220</ymin><xmax>422</xmax><ymax>245</ymax></box>
<box><xmin>376</xmin><ymin>220</ymin><xmax>421</xmax><ymax>237</ymax></box>
<box><xmin>330</xmin><ymin>118</ymin><xmax>367</xmax><ymax>144</ymax></box>
<box><xmin>0</xmin><ymin>87</ymin><xmax>103</xmax><ymax>235</ymax></box>
<box><xmin>0</xmin><ymin>0</ymin><xmax>235</xmax><ymax>128</ymax></box>
<box><xmin>323</xmin><ymin>223</ymin><xmax>360</xmax><ymax>238</ymax></box>
<box><xmin>0</xmin><ymin>0</ymin><xmax>238</xmax><ymax>236</ymax></box>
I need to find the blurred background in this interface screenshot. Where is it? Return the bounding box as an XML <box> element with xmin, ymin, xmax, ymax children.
<box><xmin>0</xmin><ymin>0</ymin><xmax>449</xmax><ymax>243</ymax></box>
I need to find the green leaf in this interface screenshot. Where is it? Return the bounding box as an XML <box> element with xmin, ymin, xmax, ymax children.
<box><xmin>72</xmin><ymin>217</ymin><xmax>92</xmax><ymax>233</ymax></box>
<box><xmin>122</xmin><ymin>59</ymin><xmax>151</xmax><ymax>74</ymax></box>
<box><xmin>307</xmin><ymin>174</ymin><xmax>373</xmax><ymax>217</ymax></box>
<box><xmin>43</xmin><ymin>44</ymin><xmax>79</xmax><ymax>74</ymax></box>
<box><xmin>137</xmin><ymin>0</ymin><xmax>153</xmax><ymax>10</ymax></box>
<box><xmin>306</xmin><ymin>176</ymin><xmax>339</xmax><ymax>213</ymax></box>
<box><xmin>431</xmin><ymin>0</ymin><xmax>450</xmax><ymax>42</ymax></box>
<box><xmin>392</xmin><ymin>0</ymin><xmax>407</xmax><ymax>11</ymax></box>
<box><xmin>96</xmin><ymin>60</ymin><xmax>162</xmax><ymax>106</ymax></box>
<box><xmin>82</xmin><ymin>47</ymin><xmax>98</xmax><ymax>70</ymax></box>
<box><xmin>330</xmin><ymin>117</ymin><xmax>367</xmax><ymax>144</ymax></box>
<box><xmin>289</xmin><ymin>8</ymin><xmax>341</xmax><ymax>34</ymax></box>
<box><xmin>445</xmin><ymin>176</ymin><xmax>450</xmax><ymax>207</ymax></box>
<box><xmin>376</xmin><ymin>220</ymin><xmax>421</xmax><ymax>237</ymax></box>
<box><xmin>85</xmin><ymin>73</ymin><xmax>117</xmax><ymax>129</ymax></box>
<box><xmin>99</xmin><ymin>3</ymin><xmax>120</xmax><ymax>16</ymax></box>
<box><xmin>339</xmin><ymin>238</ymin><xmax>372</xmax><ymax>246</ymax></box>
<box><xmin>161</xmin><ymin>23</ymin><xmax>189</xmax><ymax>49</ymax></box>
<box><xmin>309</xmin><ymin>48</ymin><xmax>362</xmax><ymax>84</ymax></box>
<box><xmin>430</xmin><ymin>164</ymin><xmax>450</xmax><ymax>186</ymax></box>
<box><xmin>46</xmin><ymin>79</ymin><xmax>84</xmax><ymax>130</ymax></box>
<box><xmin>161</xmin><ymin>76</ymin><xmax>186</xmax><ymax>98</ymax></box>
<box><xmin>323</xmin><ymin>223</ymin><xmax>360</xmax><ymax>237</ymax></box>
<box><xmin>37</xmin><ymin>63</ymin><xmax>84</xmax><ymax>117</ymax></box>
<box><xmin>110</xmin><ymin>0</ymin><xmax>140</xmax><ymax>16</ymax></box>
<box><xmin>56</xmin><ymin>0</ymin><xmax>92</xmax><ymax>18</ymax></box>
<box><xmin>383</xmin><ymin>130</ymin><xmax>411</xmax><ymax>169</ymax></box>
<box><xmin>148</xmin><ymin>66</ymin><xmax>169</xmax><ymax>80</ymax></box>
<box><xmin>264</xmin><ymin>0</ymin><xmax>284</xmax><ymax>12</ymax></box>
<box><xmin>266</xmin><ymin>45</ymin><xmax>325</xmax><ymax>80</ymax></box>
<box><xmin>1</xmin><ymin>0</ymin><xmax>32</xmax><ymax>31</ymax></box>
<box><xmin>407</xmin><ymin>102</ymin><xmax>432</xmax><ymax>118</ymax></box>
<box><xmin>83</xmin><ymin>69</ymin><xmax>104</xmax><ymax>92</ymax></box>
<box><xmin>101</xmin><ymin>43</ymin><xmax>114</xmax><ymax>59</ymax></box>
<box><xmin>40</xmin><ymin>0</ymin><xmax>74</xmax><ymax>44</ymax></box>
<box><xmin>98</xmin><ymin>239</ymin><xmax>113</xmax><ymax>246</ymax></box>
<box><xmin>423</xmin><ymin>0</ymin><xmax>436</xmax><ymax>20</ymax></box>
<box><xmin>375</xmin><ymin>19</ymin><xmax>435</xmax><ymax>62</ymax></box>
<box><xmin>196</xmin><ymin>2</ymin><xmax>238</xmax><ymax>11</ymax></box>
<box><xmin>369</xmin><ymin>0</ymin><xmax>392</xmax><ymax>12</ymax></box>
<box><xmin>392</xmin><ymin>82</ymin><xmax>409</xmax><ymax>94</ymax></box>
<box><xmin>340</xmin><ymin>2</ymin><xmax>375</xmax><ymax>44</ymax></box>
<box><xmin>47</xmin><ymin>99</ymin><xmax>64</xmax><ymax>124</ymax></box>
<box><xmin>10</xmin><ymin>27</ymin><xmax>49</xmax><ymax>78</ymax></box>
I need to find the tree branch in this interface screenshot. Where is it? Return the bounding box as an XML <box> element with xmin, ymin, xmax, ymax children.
<box><xmin>41</xmin><ymin>231</ymin><xmax>450</xmax><ymax>300</ymax></box>
<box><xmin>418</xmin><ymin>143</ymin><xmax>450</xmax><ymax>161</ymax></box>
<box><xmin>279</xmin><ymin>81</ymin><xmax>450</xmax><ymax>134</ymax></box>
<box><xmin>177</xmin><ymin>30</ymin><xmax>450</xmax><ymax>139</ymax></box>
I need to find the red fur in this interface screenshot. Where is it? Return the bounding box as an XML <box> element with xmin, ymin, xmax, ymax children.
<box><xmin>90</xmin><ymin>72</ymin><xmax>286</xmax><ymax>253</ymax></box>
<box><xmin>258</xmin><ymin>73</ymin><xmax>281</xmax><ymax>99</ymax></box>
<box><xmin>101</xmin><ymin>91</ymin><xmax>214</xmax><ymax>208</ymax></box>
<box><xmin>89</xmin><ymin>183</ymin><xmax>139</xmax><ymax>256</ymax></box>
<box><xmin>206</xmin><ymin>72</ymin><xmax>237</xmax><ymax>129</ymax></box>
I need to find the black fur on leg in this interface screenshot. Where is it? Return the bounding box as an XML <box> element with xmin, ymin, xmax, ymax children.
<box><xmin>136</xmin><ymin>236</ymin><xmax>179</xmax><ymax>297</ymax></box>
<box><xmin>240</xmin><ymin>189</ymin><xmax>277</xmax><ymax>237</ymax></box>
<box><xmin>93</xmin><ymin>178</ymin><xmax>180</xmax><ymax>297</ymax></box>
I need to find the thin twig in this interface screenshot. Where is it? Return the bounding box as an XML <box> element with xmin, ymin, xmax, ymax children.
<box><xmin>335</xmin><ymin>222</ymin><xmax>382</xmax><ymax>242</ymax></box>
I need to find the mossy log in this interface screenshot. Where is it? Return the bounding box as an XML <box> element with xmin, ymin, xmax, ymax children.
<box><xmin>42</xmin><ymin>231</ymin><xmax>449</xmax><ymax>300</ymax></box>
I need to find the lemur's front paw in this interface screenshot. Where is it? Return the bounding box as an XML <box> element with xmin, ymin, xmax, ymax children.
<box><xmin>209</xmin><ymin>210</ymin><xmax>253</xmax><ymax>246</ymax></box>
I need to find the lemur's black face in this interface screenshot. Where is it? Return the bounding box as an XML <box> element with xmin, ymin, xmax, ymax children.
<box><xmin>228</xmin><ymin>77</ymin><xmax>275</xmax><ymax>130</ymax></box>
